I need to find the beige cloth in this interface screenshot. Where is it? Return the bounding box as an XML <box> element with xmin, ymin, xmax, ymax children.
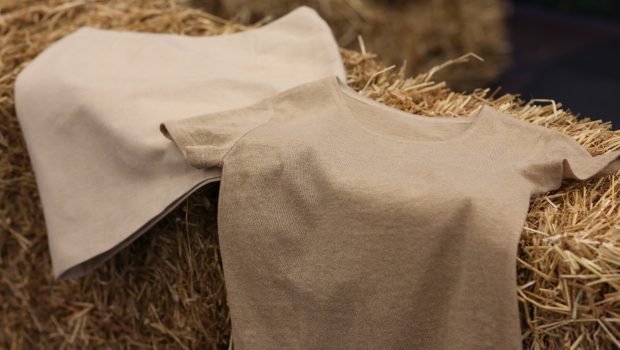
<box><xmin>161</xmin><ymin>76</ymin><xmax>620</xmax><ymax>350</ymax></box>
<box><xmin>14</xmin><ymin>6</ymin><xmax>346</xmax><ymax>280</ymax></box>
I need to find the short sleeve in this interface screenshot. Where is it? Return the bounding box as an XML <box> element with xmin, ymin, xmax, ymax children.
<box><xmin>160</xmin><ymin>96</ymin><xmax>274</xmax><ymax>169</ymax></box>
<box><xmin>526</xmin><ymin>126</ymin><xmax>620</xmax><ymax>194</ymax></box>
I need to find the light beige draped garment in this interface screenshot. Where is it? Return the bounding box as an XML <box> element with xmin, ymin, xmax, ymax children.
<box><xmin>14</xmin><ymin>6</ymin><xmax>346</xmax><ymax>279</ymax></box>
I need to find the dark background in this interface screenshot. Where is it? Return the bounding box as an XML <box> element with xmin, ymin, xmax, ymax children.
<box><xmin>495</xmin><ymin>0</ymin><xmax>620</xmax><ymax>124</ymax></box>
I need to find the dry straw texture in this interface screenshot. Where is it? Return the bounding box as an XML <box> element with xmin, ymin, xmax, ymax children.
<box><xmin>1</xmin><ymin>0</ymin><xmax>619</xmax><ymax>349</ymax></box>
<box><xmin>209</xmin><ymin>0</ymin><xmax>511</xmax><ymax>91</ymax></box>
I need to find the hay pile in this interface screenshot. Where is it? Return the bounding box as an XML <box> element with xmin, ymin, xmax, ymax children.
<box><xmin>207</xmin><ymin>0</ymin><xmax>511</xmax><ymax>91</ymax></box>
<box><xmin>1</xmin><ymin>1</ymin><xmax>619</xmax><ymax>349</ymax></box>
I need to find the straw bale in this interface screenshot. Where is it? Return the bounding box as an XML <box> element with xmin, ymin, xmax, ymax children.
<box><xmin>1</xmin><ymin>1</ymin><xmax>619</xmax><ymax>349</ymax></box>
<box><xmin>209</xmin><ymin>0</ymin><xmax>511</xmax><ymax>91</ymax></box>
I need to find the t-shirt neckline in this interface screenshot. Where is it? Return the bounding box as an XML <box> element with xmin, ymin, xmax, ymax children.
<box><xmin>328</xmin><ymin>75</ymin><xmax>489</xmax><ymax>145</ymax></box>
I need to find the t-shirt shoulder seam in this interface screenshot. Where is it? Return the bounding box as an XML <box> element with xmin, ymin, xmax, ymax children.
<box><xmin>488</xmin><ymin>108</ymin><xmax>548</xmax><ymax>162</ymax></box>
<box><xmin>218</xmin><ymin>97</ymin><xmax>276</xmax><ymax>167</ymax></box>
<box><xmin>500</xmin><ymin>111</ymin><xmax>558</xmax><ymax>166</ymax></box>
<box><xmin>493</xmin><ymin>110</ymin><xmax>553</xmax><ymax>195</ymax></box>
<box><xmin>522</xmin><ymin>123</ymin><xmax>550</xmax><ymax>167</ymax></box>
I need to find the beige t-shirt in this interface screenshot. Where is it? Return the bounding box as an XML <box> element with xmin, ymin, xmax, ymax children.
<box><xmin>161</xmin><ymin>75</ymin><xmax>620</xmax><ymax>350</ymax></box>
<box><xmin>14</xmin><ymin>6</ymin><xmax>345</xmax><ymax>279</ymax></box>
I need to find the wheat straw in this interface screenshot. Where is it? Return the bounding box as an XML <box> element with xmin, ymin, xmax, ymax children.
<box><xmin>1</xmin><ymin>1</ymin><xmax>619</xmax><ymax>349</ymax></box>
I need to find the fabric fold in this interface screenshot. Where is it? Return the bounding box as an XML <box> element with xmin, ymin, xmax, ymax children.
<box><xmin>561</xmin><ymin>149</ymin><xmax>620</xmax><ymax>181</ymax></box>
<box><xmin>14</xmin><ymin>5</ymin><xmax>346</xmax><ymax>279</ymax></box>
<box><xmin>524</xmin><ymin>124</ymin><xmax>620</xmax><ymax>194</ymax></box>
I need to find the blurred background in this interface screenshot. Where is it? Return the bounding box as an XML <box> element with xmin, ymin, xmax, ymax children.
<box><xmin>497</xmin><ymin>0</ymin><xmax>619</xmax><ymax>123</ymax></box>
<box><xmin>196</xmin><ymin>0</ymin><xmax>620</xmax><ymax>125</ymax></box>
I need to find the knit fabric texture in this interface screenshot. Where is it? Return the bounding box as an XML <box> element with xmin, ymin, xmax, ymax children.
<box><xmin>162</xmin><ymin>76</ymin><xmax>620</xmax><ymax>350</ymax></box>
